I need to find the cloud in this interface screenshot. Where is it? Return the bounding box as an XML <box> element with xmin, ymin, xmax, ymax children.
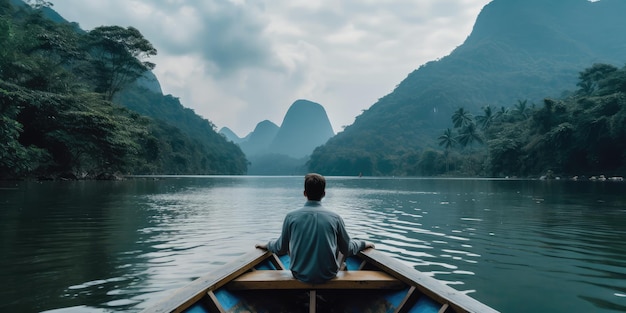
<box><xmin>49</xmin><ymin>0</ymin><xmax>491</xmax><ymax>136</ymax></box>
<box><xmin>164</xmin><ymin>1</ymin><xmax>279</xmax><ymax>75</ymax></box>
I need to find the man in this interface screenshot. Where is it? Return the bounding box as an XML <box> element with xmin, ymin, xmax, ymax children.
<box><xmin>256</xmin><ymin>173</ymin><xmax>375</xmax><ymax>283</ymax></box>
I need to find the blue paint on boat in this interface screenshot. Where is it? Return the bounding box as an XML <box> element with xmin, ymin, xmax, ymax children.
<box><xmin>255</xmin><ymin>261</ymin><xmax>276</xmax><ymax>270</ymax></box>
<box><xmin>278</xmin><ymin>254</ymin><xmax>291</xmax><ymax>269</ymax></box>
<box><xmin>203</xmin><ymin>254</ymin><xmax>447</xmax><ymax>313</ymax></box>
<box><xmin>410</xmin><ymin>295</ymin><xmax>441</xmax><ymax>313</ymax></box>
<box><xmin>385</xmin><ymin>287</ymin><xmax>412</xmax><ymax>307</ymax></box>
<box><xmin>345</xmin><ymin>256</ymin><xmax>362</xmax><ymax>270</ymax></box>
<box><xmin>214</xmin><ymin>288</ymin><xmax>239</xmax><ymax>311</ymax></box>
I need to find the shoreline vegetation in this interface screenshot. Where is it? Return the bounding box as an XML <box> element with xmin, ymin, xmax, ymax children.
<box><xmin>0</xmin><ymin>1</ymin><xmax>247</xmax><ymax>181</ymax></box>
<box><xmin>11</xmin><ymin>173</ymin><xmax>622</xmax><ymax>183</ymax></box>
<box><xmin>309</xmin><ymin>63</ymin><xmax>626</xmax><ymax>179</ymax></box>
<box><xmin>432</xmin><ymin>64</ymin><xmax>626</xmax><ymax>181</ymax></box>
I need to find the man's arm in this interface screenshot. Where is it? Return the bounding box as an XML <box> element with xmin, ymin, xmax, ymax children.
<box><xmin>337</xmin><ymin>217</ymin><xmax>375</xmax><ymax>256</ymax></box>
<box><xmin>257</xmin><ymin>215</ymin><xmax>291</xmax><ymax>254</ymax></box>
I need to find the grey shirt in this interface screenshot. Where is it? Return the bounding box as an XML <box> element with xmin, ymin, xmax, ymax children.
<box><xmin>266</xmin><ymin>200</ymin><xmax>366</xmax><ymax>283</ymax></box>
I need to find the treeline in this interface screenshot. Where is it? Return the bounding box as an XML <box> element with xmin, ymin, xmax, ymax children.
<box><xmin>0</xmin><ymin>1</ymin><xmax>247</xmax><ymax>179</ymax></box>
<box><xmin>309</xmin><ymin>63</ymin><xmax>626</xmax><ymax>178</ymax></box>
<box><xmin>437</xmin><ymin>63</ymin><xmax>626</xmax><ymax>178</ymax></box>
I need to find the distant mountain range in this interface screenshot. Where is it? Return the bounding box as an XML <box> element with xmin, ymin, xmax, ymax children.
<box><xmin>308</xmin><ymin>0</ymin><xmax>626</xmax><ymax>176</ymax></box>
<box><xmin>220</xmin><ymin>99</ymin><xmax>334</xmax><ymax>175</ymax></box>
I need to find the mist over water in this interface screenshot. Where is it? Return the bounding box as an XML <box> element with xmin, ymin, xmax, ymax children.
<box><xmin>1</xmin><ymin>177</ymin><xmax>625</xmax><ymax>313</ymax></box>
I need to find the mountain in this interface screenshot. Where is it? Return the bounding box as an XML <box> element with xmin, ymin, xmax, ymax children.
<box><xmin>225</xmin><ymin>99</ymin><xmax>334</xmax><ymax>175</ymax></box>
<box><xmin>269</xmin><ymin>99</ymin><xmax>335</xmax><ymax>158</ymax></box>
<box><xmin>113</xmin><ymin>88</ymin><xmax>248</xmax><ymax>174</ymax></box>
<box><xmin>0</xmin><ymin>0</ymin><xmax>248</xmax><ymax>176</ymax></box>
<box><xmin>134</xmin><ymin>71</ymin><xmax>162</xmax><ymax>94</ymax></box>
<box><xmin>308</xmin><ymin>0</ymin><xmax>626</xmax><ymax>176</ymax></box>
<box><xmin>238</xmin><ymin>120</ymin><xmax>279</xmax><ymax>156</ymax></box>
<box><xmin>233</xmin><ymin>99</ymin><xmax>334</xmax><ymax>159</ymax></box>
<box><xmin>219</xmin><ymin>126</ymin><xmax>243</xmax><ymax>143</ymax></box>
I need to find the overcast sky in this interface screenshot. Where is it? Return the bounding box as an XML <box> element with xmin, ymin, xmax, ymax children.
<box><xmin>48</xmin><ymin>0</ymin><xmax>492</xmax><ymax>137</ymax></box>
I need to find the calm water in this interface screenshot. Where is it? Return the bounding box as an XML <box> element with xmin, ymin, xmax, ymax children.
<box><xmin>1</xmin><ymin>176</ymin><xmax>625</xmax><ymax>313</ymax></box>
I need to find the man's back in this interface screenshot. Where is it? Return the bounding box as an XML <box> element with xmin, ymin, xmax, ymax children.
<box><xmin>268</xmin><ymin>201</ymin><xmax>365</xmax><ymax>283</ymax></box>
<box><xmin>284</xmin><ymin>201</ymin><xmax>343</xmax><ymax>283</ymax></box>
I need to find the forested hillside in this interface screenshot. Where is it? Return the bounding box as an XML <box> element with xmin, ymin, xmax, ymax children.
<box><xmin>0</xmin><ymin>0</ymin><xmax>247</xmax><ymax>179</ymax></box>
<box><xmin>439</xmin><ymin>64</ymin><xmax>626</xmax><ymax>178</ymax></box>
<box><xmin>308</xmin><ymin>0</ymin><xmax>626</xmax><ymax>177</ymax></box>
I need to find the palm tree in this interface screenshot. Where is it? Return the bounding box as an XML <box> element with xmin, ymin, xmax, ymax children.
<box><xmin>512</xmin><ymin>100</ymin><xmax>530</xmax><ymax>120</ymax></box>
<box><xmin>438</xmin><ymin>128</ymin><xmax>456</xmax><ymax>172</ymax></box>
<box><xmin>452</xmin><ymin>107</ymin><xmax>473</xmax><ymax>129</ymax></box>
<box><xmin>476</xmin><ymin>105</ymin><xmax>494</xmax><ymax>130</ymax></box>
<box><xmin>457</xmin><ymin>123</ymin><xmax>483</xmax><ymax>148</ymax></box>
<box><xmin>494</xmin><ymin>106</ymin><xmax>509</xmax><ymax>121</ymax></box>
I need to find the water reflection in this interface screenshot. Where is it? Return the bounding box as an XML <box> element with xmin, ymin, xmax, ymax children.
<box><xmin>1</xmin><ymin>177</ymin><xmax>625</xmax><ymax>313</ymax></box>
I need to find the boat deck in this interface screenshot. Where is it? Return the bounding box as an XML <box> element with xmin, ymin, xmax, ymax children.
<box><xmin>140</xmin><ymin>249</ymin><xmax>499</xmax><ymax>313</ymax></box>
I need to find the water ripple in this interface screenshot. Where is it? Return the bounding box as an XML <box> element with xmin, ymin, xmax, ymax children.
<box><xmin>3</xmin><ymin>177</ymin><xmax>626</xmax><ymax>313</ymax></box>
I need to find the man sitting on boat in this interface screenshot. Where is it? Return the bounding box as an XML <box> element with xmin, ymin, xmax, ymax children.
<box><xmin>256</xmin><ymin>173</ymin><xmax>375</xmax><ymax>283</ymax></box>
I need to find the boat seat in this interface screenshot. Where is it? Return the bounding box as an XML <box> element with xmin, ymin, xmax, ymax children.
<box><xmin>226</xmin><ymin>270</ymin><xmax>405</xmax><ymax>290</ymax></box>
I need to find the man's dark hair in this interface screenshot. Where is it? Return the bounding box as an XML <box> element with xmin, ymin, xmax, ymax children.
<box><xmin>304</xmin><ymin>173</ymin><xmax>326</xmax><ymax>200</ymax></box>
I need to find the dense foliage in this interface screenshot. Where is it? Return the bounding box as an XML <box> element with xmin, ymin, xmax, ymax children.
<box><xmin>114</xmin><ymin>87</ymin><xmax>248</xmax><ymax>175</ymax></box>
<box><xmin>478</xmin><ymin>64</ymin><xmax>626</xmax><ymax>178</ymax></box>
<box><xmin>308</xmin><ymin>0</ymin><xmax>626</xmax><ymax>177</ymax></box>
<box><xmin>311</xmin><ymin>64</ymin><xmax>626</xmax><ymax>178</ymax></box>
<box><xmin>0</xmin><ymin>1</ymin><xmax>247</xmax><ymax>179</ymax></box>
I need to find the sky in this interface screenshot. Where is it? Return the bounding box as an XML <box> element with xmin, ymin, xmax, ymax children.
<box><xmin>48</xmin><ymin>0</ymin><xmax>492</xmax><ymax>137</ymax></box>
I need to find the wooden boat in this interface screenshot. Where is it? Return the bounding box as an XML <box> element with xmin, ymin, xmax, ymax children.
<box><xmin>141</xmin><ymin>248</ymin><xmax>499</xmax><ymax>313</ymax></box>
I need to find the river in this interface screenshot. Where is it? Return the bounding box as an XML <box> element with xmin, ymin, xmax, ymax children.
<box><xmin>1</xmin><ymin>176</ymin><xmax>625</xmax><ymax>312</ymax></box>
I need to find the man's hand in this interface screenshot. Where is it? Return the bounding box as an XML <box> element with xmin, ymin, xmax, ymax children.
<box><xmin>255</xmin><ymin>243</ymin><xmax>268</xmax><ymax>250</ymax></box>
<box><xmin>364</xmin><ymin>242</ymin><xmax>375</xmax><ymax>249</ymax></box>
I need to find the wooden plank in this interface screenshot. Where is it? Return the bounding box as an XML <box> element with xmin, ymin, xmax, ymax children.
<box><xmin>309</xmin><ymin>290</ymin><xmax>316</xmax><ymax>313</ymax></box>
<box><xmin>394</xmin><ymin>286</ymin><xmax>421</xmax><ymax>313</ymax></box>
<box><xmin>358</xmin><ymin>260</ymin><xmax>367</xmax><ymax>270</ymax></box>
<box><xmin>227</xmin><ymin>270</ymin><xmax>405</xmax><ymax>290</ymax></box>
<box><xmin>338</xmin><ymin>252</ymin><xmax>347</xmax><ymax>271</ymax></box>
<box><xmin>438</xmin><ymin>303</ymin><xmax>450</xmax><ymax>313</ymax></box>
<box><xmin>140</xmin><ymin>249</ymin><xmax>271</xmax><ymax>313</ymax></box>
<box><xmin>205</xmin><ymin>290</ymin><xmax>226</xmax><ymax>313</ymax></box>
<box><xmin>269</xmin><ymin>253</ymin><xmax>285</xmax><ymax>270</ymax></box>
<box><xmin>359</xmin><ymin>249</ymin><xmax>500</xmax><ymax>313</ymax></box>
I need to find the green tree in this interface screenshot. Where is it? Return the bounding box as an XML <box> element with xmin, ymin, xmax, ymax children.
<box><xmin>494</xmin><ymin>106</ymin><xmax>509</xmax><ymax>121</ymax></box>
<box><xmin>457</xmin><ymin>123</ymin><xmax>483</xmax><ymax>148</ymax></box>
<box><xmin>476</xmin><ymin>105</ymin><xmax>495</xmax><ymax>130</ymax></box>
<box><xmin>452</xmin><ymin>107</ymin><xmax>473</xmax><ymax>128</ymax></box>
<box><xmin>487</xmin><ymin>138</ymin><xmax>521</xmax><ymax>177</ymax></box>
<box><xmin>512</xmin><ymin>100</ymin><xmax>530</xmax><ymax>120</ymax></box>
<box><xmin>0</xmin><ymin>17</ymin><xmax>12</xmax><ymax>68</ymax></box>
<box><xmin>0</xmin><ymin>5</ymin><xmax>82</xmax><ymax>92</ymax></box>
<box><xmin>577</xmin><ymin>63</ymin><xmax>618</xmax><ymax>96</ymax></box>
<box><xmin>0</xmin><ymin>96</ymin><xmax>42</xmax><ymax>176</ymax></box>
<box><xmin>532</xmin><ymin>98</ymin><xmax>558</xmax><ymax>134</ymax></box>
<box><xmin>86</xmin><ymin>26</ymin><xmax>157</xmax><ymax>100</ymax></box>
<box><xmin>438</xmin><ymin>128</ymin><xmax>456</xmax><ymax>150</ymax></box>
<box><xmin>418</xmin><ymin>150</ymin><xmax>443</xmax><ymax>176</ymax></box>
<box><xmin>0</xmin><ymin>0</ymin><xmax>247</xmax><ymax>178</ymax></box>
<box><xmin>0</xmin><ymin>0</ymin><xmax>11</xmax><ymax>14</ymax></box>
<box><xmin>438</xmin><ymin>128</ymin><xmax>456</xmax><ymax>172</ymax></box>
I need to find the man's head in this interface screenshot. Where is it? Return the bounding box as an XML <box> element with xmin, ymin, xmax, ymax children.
<box><xmin>304</xmin><ymin>173</ymin><xmax>326</xmax><ymax>201</ymax></box>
